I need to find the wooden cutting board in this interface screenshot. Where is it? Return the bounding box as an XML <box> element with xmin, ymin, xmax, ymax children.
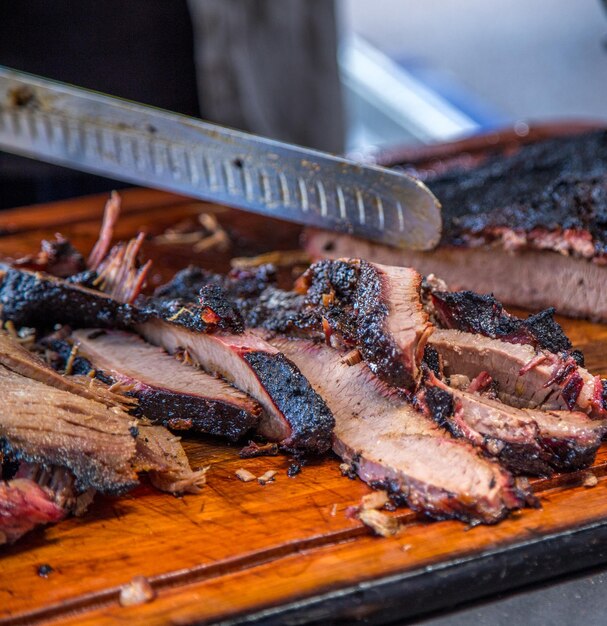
<box><xmin>2</xmin><ymin>188</ymin><xmax>607</xmax><ymax>626</ymax></box>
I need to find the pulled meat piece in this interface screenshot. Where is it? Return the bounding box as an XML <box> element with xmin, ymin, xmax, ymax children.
<box><xmin>13</xmin><ymin>234</ymin><xmax>85</xmax><ymax>278</ymax></box>
<box><xmin>134</xmin><ymin>422</ymin><xmax>208</xmax><ymax>495</ymax></box>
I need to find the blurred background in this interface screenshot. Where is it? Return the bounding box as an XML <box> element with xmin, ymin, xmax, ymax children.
<box><xmin>1</xmin><ymin>0</ymin><xmax>607</xmax><ymax>207</ymax></box>
<box><xmin>341</xmin><ymin>0</ymin><xmax>607</xmax><ymax>152</ymax></box>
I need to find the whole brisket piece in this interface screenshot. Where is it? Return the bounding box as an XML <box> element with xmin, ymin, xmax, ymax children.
<box><xmin>139</xmin><ymin>321</ymin><xmax>334</xmax><ymax>454</ymax></box>
<box><xmin>303</xmin><ymin>130</ymin><xmax>607</xmax><ymax>321</ymax></box>
<box><xmin>266</xmin><ymin>335</ymin><xmax>526</xmax><ymax>524</ymax></box>
<box><xmin>418</xmin><ymin>370</ymin><xmax>603</xmax><ymax>475</ymax></box>
<box><xmin>429</xmin><ymin>329</ymin><xmax>607</xmax><ymax>420</ymax></box>
<box><xmin>71</xmin><ymin>329</ymin><xmax>260</xmax><ymax>441</ymax></box>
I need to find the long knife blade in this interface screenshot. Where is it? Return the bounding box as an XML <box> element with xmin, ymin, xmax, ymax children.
<box><xmin>0</xmin><ymin>67</ymin><xmax>441</xmax><ymax>249</ymax></box>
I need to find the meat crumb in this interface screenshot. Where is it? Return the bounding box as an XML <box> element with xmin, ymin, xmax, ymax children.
<box><xmin>361</xmin><ymin>490</ymin><xmax>389</xmax><ymax>511</ymax></box>
<box><xmin>235</xmin><ymin>468</ymin><xmax>256</xmax><ymax>482</ymax></box>
<box><xmin>339</xmin><ymin>463</ymin><xmax>357</xmax><ymax>479</ymax></box>
<box><xmin>358</xmin><ymin>509</ymin><xmax>402</xmax><ymax>538</ymax></box>
<box><xmin>119</xmin><ymin>576</ymin><xmax>156</xmax><ymax>607</ymax></box>
<box><xmin>258</xmin><ymin>470</ymin><xmax>277</xmax><ymax>485</ymax></box>
<box><xmin>239</xmin><ymin>441</ymin><xmax>279</xmax><ymax>458</ymax></box>
<box><xmin>287</xmin><ymin>462</ymin><xmax>302</xmax><ymax>477</ymax></box>
<box><xmin>37</xmin><ymin>564</ymin><xmax>54</xmax><ymax>578</ymax></box>
<box><xmin>583</xmin><ymin>473</ymin><xmax>598</xmax><ymax>488</ymax></box>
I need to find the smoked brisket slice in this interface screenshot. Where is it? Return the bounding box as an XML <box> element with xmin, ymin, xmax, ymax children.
<box><xmin>138</xmin><ymin>321</ymin><xmax>334</xmax><ymax>454</ymax></box>
<box><xmin>418</xmin><ymin>371</ymin><xmax>602</xmax><ymax>475</ymax></box>
<box><xmin>266</xmin><ymin>336</ymin><xmax>525</xmax><ymax>524</ymax></box>
<box><xmin>429</xmin><ymin>329</ymin><xmax>607</xmax><ymax>420</ymax></box>
<box><xmin>299</xmin><ymin>259</ymin><xmax>433</xmax><ymax>389</ymax></box>
<box><xmin>71</xmin><ymin>329</ymin><xmax>260</xmax><ymax>441</ymax></box>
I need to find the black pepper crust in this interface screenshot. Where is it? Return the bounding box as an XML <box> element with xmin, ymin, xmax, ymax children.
<box><xmin>242</xmin><ymin>351</ymin><xmax>335</xmax><ymax>454</ymax></box>
<box><xmin>0</xmin><ymin>268</ymin><xmax>142</xmax><ymax>330</ymax></box>
<box><xmin>431</xmin><ymin>289</ymin><xmax>578</xmax><ymax>359</ymax></box>
<box><xmin>0</xmin><ymin>268</ymin><xmax>242</xmax><ymax>334</ymax></box>
<box><xmin>423</xmin><ymin>130</ymin><xmax>607</xmax><ymax>254</ymax></box>
<box><xmin>353</xmin><ymin>260</ymin><xmax>412</xmax><ymax>389</ymax></box>
<box><xmin>131</xmin><ymin>388</ymin><xmax>258</xmax><ymax>442</ymax></box>
<box><xmin>0</xmin><ymin>437</ymin><xmax>137</xmax><ymax>497</ymax></box>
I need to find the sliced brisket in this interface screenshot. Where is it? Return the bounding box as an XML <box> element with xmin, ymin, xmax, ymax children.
<box><xmin>71</xmin><ymin>329</ymin><xmax>260</xmax><ymax>441</ymax></box>
<box><xmin>155</xmin><ymin>259</ymin><xmax>433</xmax><ymax>389</ymax></box>
<box><xmin>266</xmin><ymin>336</ymin><xmax>525</xmax><ymax>524</ymax></box>
<box><xmin>418</xmin><ymin>371</ymin><xmax>602</xmax><ymax>475</ymax></box>
<box><xmin>138</xmin><ymin>320</ymin><xmax>334</xmax><ymax>454</ymax></box>
<box><xmin>429</xmin><ymin>329</ymin><xmax>607</xmax><ymax>419</ymax></box>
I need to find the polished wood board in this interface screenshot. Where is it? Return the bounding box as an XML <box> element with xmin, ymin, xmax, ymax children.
<box><xmin>1</xmin><ymin>189</ymin><xmax>607</xmax><ymax>626</ymax></box>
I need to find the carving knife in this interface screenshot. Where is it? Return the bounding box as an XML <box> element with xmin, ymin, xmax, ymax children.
<box><xmin>0</xmin><ymin>66</ymin><xmax>441</xmax><ymax>250</ymax></box>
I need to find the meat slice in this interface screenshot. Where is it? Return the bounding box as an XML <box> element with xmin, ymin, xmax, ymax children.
<box><xmin>266</xmin><ymin>336</ymin><xmax>525</xmax><ymax>524</ymax></box>
<box><xmin>138</xmin><ymin>320</ymin><xmax>334</xmax><ymax>454</ymax></box>
<box><xmin>299</xmin><ymin>259</ymin><xmax>433</xmax><ymax>389</ymax></box>
<box><xmin>429</xmin><ymin>329</ymin><xmax>607</xmax><ymax>419</ymax></box>
<box><xmin>418</xmin><ymin>372</ymin><xmax>602</xmax><ymax>475</ymax></box>
<box><xmin>0</xmin><ymin>364</ymin><xmax>139</xmax><ymax>494</ymax></box>
<box><xmin>0</xmin><ymin>478</ymin><xmax>65</xmax><ymax>545</ymax></box>
<box><xmin>71</xmin><ymin>329</ymin><xmax>260</xmax><ymax>441</ymax></box>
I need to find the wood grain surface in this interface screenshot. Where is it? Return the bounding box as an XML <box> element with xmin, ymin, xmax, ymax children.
<box><xmin>1</xmin><ymin>189</ymin><xmax>607</xmax><ymax>626</ymax></box>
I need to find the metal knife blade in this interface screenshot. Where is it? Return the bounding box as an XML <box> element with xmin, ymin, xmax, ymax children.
<box><xmin>0</xmin><ymin>66</ymin><xmax>441</xmax><ymax>250</ymax></box>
